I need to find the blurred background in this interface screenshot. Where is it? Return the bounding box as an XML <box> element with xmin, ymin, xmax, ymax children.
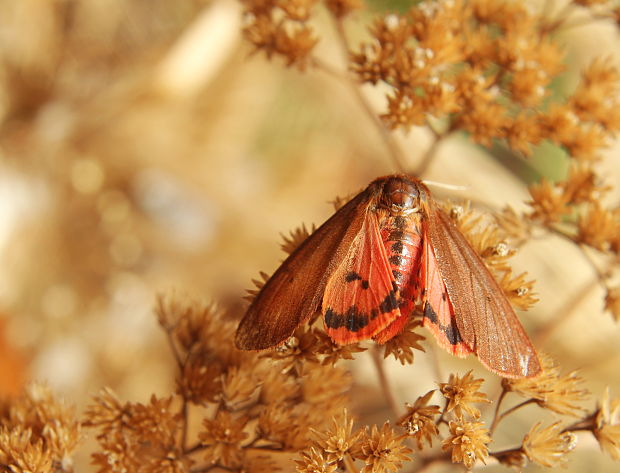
<box><xmin>0</xmin><ymin>0</ymin><xmax>619</xmax><ymax>471</ymax></box>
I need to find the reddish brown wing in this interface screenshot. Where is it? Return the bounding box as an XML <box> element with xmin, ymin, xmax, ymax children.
<box><xmin>322</xmin><ymin>212</ymin><xmax>401</xmax><ymax>344</ymax></box>
<box><xmin>420</xmin><ymin>228</ymin><xmax>472</xmax><ymax>357</ymax></box>
<box><xmin>426</xmin><ymin>205</ymin><xmax>541</xmax><ymax>378</ymax></box>
<box><xmin>235</xmin><ymin>185</ymin><xmax>381</xmax><ymax>350</ymax></box>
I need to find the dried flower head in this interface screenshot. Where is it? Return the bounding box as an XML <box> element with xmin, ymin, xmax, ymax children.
<box><xmin>258</xmin><ymin>404</ymin><xmax>308</xmax><ymax>450</ymax></box>
<box><xmin>497</xmin><ymin>271</ymin><xmax>538</xmax><ymax>311</ymax></box>
<box><xmin>528</xmin><ymin>178</ymin><xmax>571</xmax><ymax>224</ymax></box>
<box><xmin>442</xmin><ymin>419</ymin><xmax>491</xmax><ymax>470</ymax></box>
<box><xmin>503</xmin><ymin>353</ymin><xmax>589</xmax><ymax>416</ymax></box>
<box><xmin>221</xmin><ymin>362</ymin><xmax>264</xmax><ymax>410</ymax></box>
<box><xmin>296</xmin><ymin>446</ymin><xmax>337</xmax><ymax>473</ymax></box>
<box><xmin>310</xmin><ymin>409</ymin><xmax>363</xmax><ymax>463</ymax></box>
<box><xmin>355</xmin><ymin>423</ymin><xmax>412</xmax><ymax>473</ymax></box>
<box><xmin>266</xmin><ymin>327</ymin><xmax>322</xmax><ymax>373</ymax></box>
<box><xmin>258</xmin><ymin>366</ymin><xmax>301</xmax><ymax>405</ymax></box>
<box><xmin>594</xmin><ymin>388</ymin><xmax>620</xmax><ymax>461</ymax></box>
<box><xmin>440</xmin><ymin>371</ymin><xmax>490</xmax><ymax>419</ymax></box>
<box><xmin>495</xmin><ymin>206</ymin><xmax>533</xmax><ymax>246</ymax></box>
<box><xmin>0</xmin><ymin>383</ymin><xmax>79</xmax><ymax>473</ymax></box>
<box><xmin>242</xmin><ymin>0</ymin><xmax>318</xmax><ymax>69</ymax></box>
<box><xmin>314</xmin><ymin>329</ymin><xmax>366</xmax><ymax>366</ymax></box>
<box><xmin>382</xmin><ymin>318</ymin><xmax>425</xmax><ymax>365</ymax></box>
<box><xmin>155</xmin><ymin>296</ymin><xmax>223</xmax><ymax>352</ymax></box>
<box><xmin>0</xmin><ymin>426</ymin><xmax>54</xmax><ymax>473</ymax></box>
<box><xmin>577</xmin><ymin>202</ymin><xmax>620</xmax><ymax>251</ymax></box>
<box><xmin>199</xmin><ymin>411</ymin><xmax>249</xmax><ymax>467</ymax></box>
<box><xmin>301</xmin><ymin>363</ymin><xmax>351</xmax><ymax>408</ymax></box>
<box><xmin>397</xmin><ymin>390</ymin><xmax>440</xmax><ymax>448</ymax></box>
<box><xmin>85</xmin><ymin>389</ymin><xmax>187</xmax><ymax>473</ymax></box>
<box><xmin>281</xmin><ymin>224</ymin><xmax>315</xmax><ymax>255</ymax></box>
<box><xmin>523</xmin><ymin>422</ymin><xmax>577</xmax><ymax>468</ymax></box>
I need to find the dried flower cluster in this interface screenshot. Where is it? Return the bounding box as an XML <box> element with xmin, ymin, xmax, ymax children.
<box><xmin>0</xmin><ymin>1</ymin><xmax>619</xmax><ymax>472</ymax></box>
<box><xmin>352</xmin><ymin>2</ymin><xmax>620</xmax><ymax>157</ymax></box>
<box><xmin>83</xmin><ymin>297</ymin><xmax>352</xmax><ymax>473</ymax></box>
<box><xmin>303</xmin><ymin>358</ymin><xmax>617</xmax><ymax>471</ymax></box>
<box><xmin>503</xmin><ymin>353</ymin><xmax>590</xmax><ymax>416</ymax></box>
<box><xmin>0</xmin><ymin>383</ymin><xmax>80</xmax><ymax>473</ymax></box>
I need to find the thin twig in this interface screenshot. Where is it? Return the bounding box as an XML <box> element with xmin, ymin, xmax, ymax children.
<box><xmin>545</xmin><ymin>224</ymin><xmax>612</xmax><ymax>287</ymax></box>
<box><xmin>533</xmin><ymin>277</ymin><xmax>599</xmax><ymax>345</ymax></box>
<box><xmin>492</xmin><ymin>398</ymin><xmax>538</xmax><ymax>432</ymax></box>
<box><xmin>181</xmin><ymin>398</ymin><xmax>189</xmax><ymax>451</ymax></box>
<box><xmin>185</xmin><ymin>442</ymin><xmax>205</xmax><ymax>455</ymax></box>
<box><xmin>562</xmin><ymin>411</ymin><xmax>596</xmax><ymax>433</ymax></box>
<box><xmin>542</xmin><ymin>1</ymin><xmax>578</xmax><ymax>34</ymax></box>
<box><xmin>343</xmin><ymin>453</ymin><xmax>359</xmax><ymax>473</ymax></box>
<box><xmin>489</xmin><ymin>387</ymin><xmax>508</xmax><ymax>436</ymax></box>
<box><xmin>164</xmin><ymin>329</ymin><xmax>184</xmax><ymax>370</ymax></box>
<box><xmin>328</xmin><ymin>17</ymin><xmax>409</xmax><ymax>172</ymax></box>
<box><xmin>413</xmin><ymin>122</ymin><xmax>451</xmax><ymax>177</ymax></box>
<box><xmin>415</xmin><ymin>451</ymin><xmax>450</xmax><ymax>473</ymax></box>
<box><xmin>435</xmin><ymin>398</ymin><xmax>449</xmax><ymax>427</ymax></box>
<box><xmin>370</xmin><ymin>345</ymin><xmax>400</xmax><ymax>418</ymax></box>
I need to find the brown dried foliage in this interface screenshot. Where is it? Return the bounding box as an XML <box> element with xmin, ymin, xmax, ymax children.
<box><xmin>2</xmin><ymin>1</ymin><xmax>620</xmax><ymax>473</ymax></box>
<box><xmin>83</xmin><ymin>296</ymin><xmax>354</xmax><ymax>473</ymax></box>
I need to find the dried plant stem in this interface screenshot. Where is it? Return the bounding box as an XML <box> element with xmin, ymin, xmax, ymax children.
<box><xmin>489</xmin><ymin>387</ymin><xmax>508</xmax><ymax>435</ymax></box>
<box><xmin>164</xmin><ymin>329</ymin><xmax>184</xmax><ymax>370</ymax></box>
<box><xmin>330</xmin><ymin>18</ymin><xmax>408</xmax><ymax>173</ymax></box>
<box><xmin>343</xmin><ymin>453</ymin><xmax>359</xmax><ymax>473</ymax></box>
<box><xmin>562</xmin><ymin>411</ymin><xmax>596</xmax><ymax>433</ymax></box>
<box><xmin>435</xmin><ymin>399</ymin><xmax>449</xmax><ymax>427</ymax></box>
<box><xmin>191</xmin><ymin>465</ymin><xmax>232</xmax><ymax>473</ymax></box>
<box><xmin>311</xmin><ymin>55</ymin><xmax>407</xmax><ymax>172</ymax></box>
<box><xmin>416</xmin><ymin>451</ymin><xmax>450</xmax><ymax>472</ymax></box>
<box><xmin>414</xmin><ymin>123</ymin><xmax>452</xmax><ymax>177</ymax></box>
<box><xmin>489</xmin><ymin>446</ymin><xmax>522</xmax><ymax>461</ymax></box>
<box><xmin>546</xmin><ymin>224</ymin><xmax>611</xmax><ymax>287</ymax></box>
<box><xmin>534</xmin><ymin>278</ymin><xmax>599</xmax><ymax>345</ymax></box>
<box><xmin>370</xmin><ymin>345</ymin><xmax>400</xmax><ymax>418</ymax></box>
<box><xmin>491</xmin><ymin>398</ymin><xmax>537</xmax><ymax>432</ymax></box>
<box><xmin>185</xmin><ymin>441</ymin><xmax>205</xmax><ymax>455</ymax></box>
<box><xmin>190</xmin><ymin>466</ymin><xmax>215</xmax><ymax>473</ymax></box>
<box><xmin>542</xmin><ymin>1</ymin><xmax>578</xmax><ymax>33</ymax></box>
<box><xmin>181</xmin><ymin>398</ymin><xmax>189</xmax><ymax>450</ymax></box>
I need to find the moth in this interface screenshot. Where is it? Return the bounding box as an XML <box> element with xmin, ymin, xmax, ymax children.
<box><xmin>235</xmin><ymin>174</ymin><xmax>541</xmax><ymax>378</ymax></box>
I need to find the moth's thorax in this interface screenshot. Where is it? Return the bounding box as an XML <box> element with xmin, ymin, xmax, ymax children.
<box><xmin>378</xmin><ymin>176</ymin><xmax>430</xmax><ymax>217</ymax></box>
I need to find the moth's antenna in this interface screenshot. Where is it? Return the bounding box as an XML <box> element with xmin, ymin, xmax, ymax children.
<box><xmin>422</xmin><ymin>179</ymin><xmax>469</xmax><ymax>192</ymax></box>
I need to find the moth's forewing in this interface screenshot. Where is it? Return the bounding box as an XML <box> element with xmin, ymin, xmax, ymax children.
<box><xmin>426</xmin><ymin>205</ymin><xmax>541</xmax><ymax>378</ymax></box>
<box><xmin>322</xmin><ymin>211</ymin><xmax>401</xmax><ymax>344</ymax></box>
<box><xmin>234</xmin><ymin>184</ymin><xmax>381</xmax><ymax>350</ymax></box>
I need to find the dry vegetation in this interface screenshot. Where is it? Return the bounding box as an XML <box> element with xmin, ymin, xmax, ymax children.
<box><xmin>0</xmin><ymin>0</ymin><xmax>620</xmax><ymax>472</ymax></box>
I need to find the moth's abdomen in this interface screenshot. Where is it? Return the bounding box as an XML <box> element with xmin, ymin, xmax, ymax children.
<box><xmin>381</xmin><ymin>215</ymin><xmax>423</xmax><ymax>297</ymax></box>
<box><xmin>372</xmin><ymin>214</ymin><xmax>423</xmax><ymax>344</ymax></box>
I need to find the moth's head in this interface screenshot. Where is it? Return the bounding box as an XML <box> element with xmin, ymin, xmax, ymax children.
<box><xmin>379</xmin><ymin>176</ymin><xmax>429</xmax><ymax>216</ymax></box>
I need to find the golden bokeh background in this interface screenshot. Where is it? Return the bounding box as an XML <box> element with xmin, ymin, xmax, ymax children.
<box><xmin>0</xmin><ymin>1</ymin><xmax>619</xmax><ymax>471</ymax></box>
